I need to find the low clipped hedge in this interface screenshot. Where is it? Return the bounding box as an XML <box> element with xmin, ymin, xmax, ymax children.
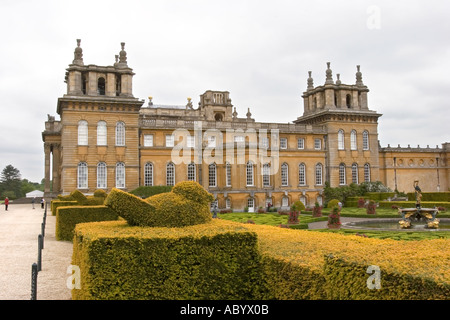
<box><xmin>51</xmin><ymin>200</ymin><xmax>78</xmax><ymax>215</ymax></box>
<box><xmin>407</xmin><ymin>192</ymin><xmax>450</xmax><ymax>202</ymax></box>
<box><xmin>378</xmin><ymin>201</ymin><xmax>450</xmax><ymax>209</ymax></box>
<box><xmin>72</xmin><ymin>219</ymin><xmax>265</xmax><ymax>300</ymax></box>
<box><xmin>56</xmin><ymin>205</ymin><xmax>119</xmax><ymax>241</ymax></box>
<box><xmin>52</xmin><ymin>189</ymin><xmax>107</xmax><ymax>215</ymax></box>
<box><xmin>244</xmin><ymin>224</ymin><xmax>449</xmax><ymax>300</ymax></box>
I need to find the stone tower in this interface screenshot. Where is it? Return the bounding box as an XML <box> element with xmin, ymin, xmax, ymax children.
<box><xmin>43</xmin><ymin>40</ymin><xmax>144</xmax><ymax>196</ymax></box>
<box><xmin>294</xmin><ymin>63</ymin><xmax>382</xmax><ymax>187</ymax></box>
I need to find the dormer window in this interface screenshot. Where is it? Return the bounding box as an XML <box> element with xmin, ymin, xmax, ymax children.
<box><xmin>98</xmin><ymin>77</ymin><xmax>106</xmax><ymax>95</ymax></box>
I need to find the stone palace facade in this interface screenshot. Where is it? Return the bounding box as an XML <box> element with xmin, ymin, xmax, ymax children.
<box><xmin>42</xmin><ymin>40</ymin><xmax>449</xmax><ymax>211</ymax></box>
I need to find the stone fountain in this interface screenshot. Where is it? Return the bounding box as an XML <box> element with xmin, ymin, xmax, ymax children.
<box><xmin>398</xmin><ymin>181</ymin><xmax>440</xmax><ymax>229</ymax></box>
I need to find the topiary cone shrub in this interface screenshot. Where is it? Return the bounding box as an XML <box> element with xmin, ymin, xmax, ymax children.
<box><xmin>366</xmin><ymin>200</ymin><xmax>377</xmax><ymax>214</ymax></box>
<box><xmin>312</xmin><ymin>202</ymin><xmax>322</xmax><ymax>217</ymax></box>
<box><xmin>327</xmin><ymin>207</ymin><xmax>341</xmax><ymax>229</ymax></box>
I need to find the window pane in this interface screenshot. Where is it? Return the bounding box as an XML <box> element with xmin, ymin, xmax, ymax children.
<box><xmin>299</xmin><ymin>163</ymin><xmax>306</xmax><ymax>186</ymax></box>
<box><xmin>97</xmin><ymin>121</ymin><xmax>107</xmax><ymax>146</ymax></box>
<box><xmin>144</xmin><ymin>162</ymin><xmax>153</xmax><ymax>186</ymax></box>
<box><xmin>363</xmin><ymin>131</ymin><xmax>370</xmax><ymax>150</ymax></box>
<box><xmin>297</xmin><ymin>138</ymin><xmax>304</xmax><ymax>149</ymax></box>
<box><xmin>246</xmin><ymin>161</ymin><xmax>254</xmax><ymax>186</ymax></box>
<box><xmin>314</xmin><ymin>139</ymin><xmax>321</xmax><ymax>150</ymax></box>
<box><xmin>166</xmin><ymin>135</ymin><xmax>174</xmax><ymax>147</ymax></box>
<box><xmin>281</xmin><ymin>163</ymin><xmax>288</xmax><ymax>186</ymax></box>
<box><xmin>226</xmin><ymin>162</ymin><xmax>231</xmax><ymax>187</ymax></box>
<box><xmin>339</xmin><ymin>163</ymin><xmax>346</xmax><ymax>185</ymax></box>
<box><xmin>352</xmin><ymin>163</ymin><xmax>359</xmax><ymax>184</ymax></box>
<box><xmin>78</xmin><ymin>120</ymin><xmax>88</xmax><ymax>146</ymax></box>
<box><xmin>115</xmin><ymin>122</ymin><xmax>125</xmax><ymax>146</ymax></box>
<box><xmin>315</xmin><ymin>163</ymin><xmax>322</xmax><ymax>185</ymax></box>
<box><xmin>144</xmin><ymin>135</ymin><xmax>153</xmax><ymax>147</ymax></box>
<box><xmin>280</xmin><ymin>138</ymin><xmax>287</xmax><ymax>149</ymax></box>
<box><xmin>77</xmin><ymin>162</ymin><xmax>88</xmax><ymax>189</ymax></box>
<box><xmin>338</xmin><ymin>130</ymin><xmax>345</xmax><ymax>150</ymax></box>
<box><xmin>187</xmin><ymin>163</ymin><xmax>196</xmax><ymax>181</ymax></box>
<box><xmin>350</xmin><ymin>130</ymin><xmax>357</xmax><ymax>150</ymax></box>
<box><xmin>115</xmin><ymin>162</ymin><xmax>125</xmax><ymax>188</ymax></box>
<box><xmin>209</xmin><ymin>163</ymin><xmax>216</xmax><ymax>187</ymax></box>
<box><xmin>262</xmin><ymin>163</ymin><xmax>270</xmax><ymax>187</ymax></box>
<box><xmin>166</xmin><ymin>162</ymin><xmax>175</xmax><ymax>186</ymax></box>
<box><xmin>97</xmin><ymin>162</ymin><xmax>107</xmax><ymax>189</ymax></box>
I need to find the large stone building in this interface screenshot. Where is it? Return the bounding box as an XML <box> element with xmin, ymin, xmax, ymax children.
<box><xmin>42</xmin><ymin>40</ymin><xmax>449</xmax><ymax>211</ymax></box>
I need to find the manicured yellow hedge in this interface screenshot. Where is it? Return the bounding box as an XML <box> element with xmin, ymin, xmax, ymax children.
<box><xmin>244</xmin><ymin>224</ymin><xmax>450</xmax><ymax>299</ymax></box>
<box><xmin>56</xmin><ymin>205</ymin><xmax>119</xmax><ymax>241</ymax></box>
<box><xmin>51</xmin><ymin>200</ymin><xmax>78</xmax><ymax>215</ymax></box>
<box><xmin>72</xmin><ymin>219</ymin><xmax>265</xmax><ymax>300</ymax></box>
<box><xmin>104</xmin><ymin>188</ymin><xmax>156</xmax><ymax>226</ymax></box>
<box><xmin>105</xmin><ymin>181</ymin><xmax>213</xmax><ymax>227</ymax></box>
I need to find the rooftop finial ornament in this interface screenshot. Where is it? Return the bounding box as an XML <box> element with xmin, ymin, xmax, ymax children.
<box><xmin>72</xmin><ymin>39</ymin><xmax>84</xmax><ymax>65</ymax></box>
<box><xmin>325</xmin><ymin>62</ymin><xmax>334</xmax><ymax>85</ymax></box>
<box><xmin>307</xmin><ymin>71</ymin><xmax>314</xmax><ymax>91</ymax></box>
<box><xmin>118</xmin><ymin>42</ymin><xmax>127</xmax><ymax>66</ymax></box>
<box><xmin>356</xmin><ymin>65</ymin><xmax>364</xmax><ymax>86</ymax></box>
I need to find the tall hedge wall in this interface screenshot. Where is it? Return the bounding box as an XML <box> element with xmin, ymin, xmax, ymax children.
<box><xmin>72</xmin><ymin>220</ymin><xmax>266</xmax><ymax>300</ymax></box>
<box><xmin>56</xmin><ymin>205</ymin><xmax>119</xmax><ymax>241</ymax></box>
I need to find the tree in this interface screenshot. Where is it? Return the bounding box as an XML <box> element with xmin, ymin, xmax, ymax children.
<box><xmin>0</xmin><ymin>165</ymin><xmax>22</xmax><ymax>199</ymax></box>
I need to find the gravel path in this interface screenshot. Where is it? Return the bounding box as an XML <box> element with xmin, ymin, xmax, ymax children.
<box><xmin>0</xmin><ymin>204</ymin><xmax>72</xmax><ymax>300</ymax></box>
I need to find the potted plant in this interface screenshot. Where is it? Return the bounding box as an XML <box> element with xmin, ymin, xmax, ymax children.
<box><xmin>366</xmin><ymin>200</ymin><xmax>377</xmax><ymax>214</ymax></box>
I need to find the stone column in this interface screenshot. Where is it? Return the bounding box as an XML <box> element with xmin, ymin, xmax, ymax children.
<box><xmin>44</xmin><ymin>143</ymin><xmax>51</xmax><ymax>194</ymax></box>
<box><xmin>52</xmin><ymin>143</ymin><xmax>61</xmax><ymax>195</ymax></box>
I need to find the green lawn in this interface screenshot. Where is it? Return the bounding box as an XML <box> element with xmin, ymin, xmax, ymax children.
<box><xmin>217</xmin><ymin>212</ymin><xmax>327</xmax><ymax>228</ymax></box>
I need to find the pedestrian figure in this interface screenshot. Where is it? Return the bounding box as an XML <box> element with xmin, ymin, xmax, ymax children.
<box><xmin>40</xmin><ymin>198</ymin><xmax>45</xmax><ymax>209</ymax></box>
<box><xmin>32</xmin><ymin>197</ymin><xmax>35</xmax><ymax>209</ymax></box>
<box><xmin>4</xmin><ymin>197</ymin><xmax>9</xmax><ymax>211</ymax></box>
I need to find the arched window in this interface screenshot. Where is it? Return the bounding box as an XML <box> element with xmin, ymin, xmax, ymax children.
<box><xmin>350</xmin><ymin>130</ymin><xmax>357</xmax><ymax>150</ymax></box>
<box><xmin>78</xmin><ymin>120</ymin><xmax>88</xmax><ymax>145</ymax></box>
<box><xmin>281</xmin><ymin>163</ymin><xmax>289</xmax><ymax>186</ymax></box>
<box><xmin>346</xmin><ymin>94</ymin><xmax>351</xmax><ymax>108</ymax></box>
<box><xmin>115</xmin><ymin>162</ymin><xmax>125</xmax><ymax>188</ymax></box>
<box><xmin>225</xmin><ymin>162</ymin><xmax>231</xmax><ymax>187</ymax></box>
<box><xmin>209</xmin><ymin>163</ymin><xmax>217</xmax><ymax>187</ymax></box>
<box><xmin>315</xmin><ymin>163</ymin><xmax>323</xmax><ymax>186</ymax></box>
<box><xmin>364</xmin><ymin>163</ymin><xmax>371</xmax><ymax>182</ymax></box>
<box><xmin>97</xmin><ymin>162</ymin><xmax>107</xmax><ymax>189</ymax></box>
<box><xmin>115</xmin><ymin>121</ymin><xmax>125</xmax><ymax>146</ymax></box>
<box><xmin>97</xmin><ymin>77</ymin><xmax>106</xmax><ymax>95</ymax></box>
<box><xmin>226</xmin><ymin>198</ymin><xmax>231</xmax><ymax>209</ymax></box>
<box><xmin>298</xmin><ymin>163</ymin><xmax>306</xmax><ymax>186</ymax></box>
<box><xmin>115</xmin><ymin>76</ymin><xmax>121</xmax><ymax>96</ymax></box>
<box><xmin>338</xmin><ymin>129</ymin><xmax>345</xmax><ymax>150</ymax></box>
<box><xmin>363</xmin><ymin>130</ymin><xmax>370</xmax><ymax>150</ymax></box>
<box><xmin>97</xmin><ymin>121</ymin><xmax>107</xmax><ymax>146</ymax></box>
<box><xmin>187</xmin><ymin>162</ymin><xmax>196</xmax><ymax>181</ymax></box>
<box><xmin>339</xmin><ymin>163</ymin><xmax>346</xmax><ymax>185</ymax></box>
<box><xmin>77</xmin><ymin>162</ymin><xmax>88</xmax><ymax>189</ymax></box>
<box><xmin>246</xmin><ymin>161</ymin><xmax>254</xmax><ymax>186</ymax></box>
<box><xmin>144</xmin><ymin>162</ymin><xmax>153</xmax><ymax>186</ymax></box>
<box><xmin>352</xmin><ymin>163</ymin><xmax>359</xmax><ymax>184</ymax></box>
<box><xmin>166</xmin><ymin>162</ymin><xmax>175</xmax><ymax>186</ymax></box>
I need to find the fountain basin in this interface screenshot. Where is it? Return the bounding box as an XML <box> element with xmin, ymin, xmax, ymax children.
<box><xmin>342</xmin><ymin>218</ymin><xmax>450</xmax><ymax>231</ymax></box>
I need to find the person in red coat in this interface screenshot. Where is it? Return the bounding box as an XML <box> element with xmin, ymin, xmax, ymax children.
<box><xmin>4</xmin><ymin>197</ymin><xmax>9</xmax><ymax>211</ymax></box>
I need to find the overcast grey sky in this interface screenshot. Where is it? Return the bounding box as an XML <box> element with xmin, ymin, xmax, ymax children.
<box><xmin>0</xmin><ymin>0</ymin><xmax>449</xmax><ymax>183</ymax></box>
